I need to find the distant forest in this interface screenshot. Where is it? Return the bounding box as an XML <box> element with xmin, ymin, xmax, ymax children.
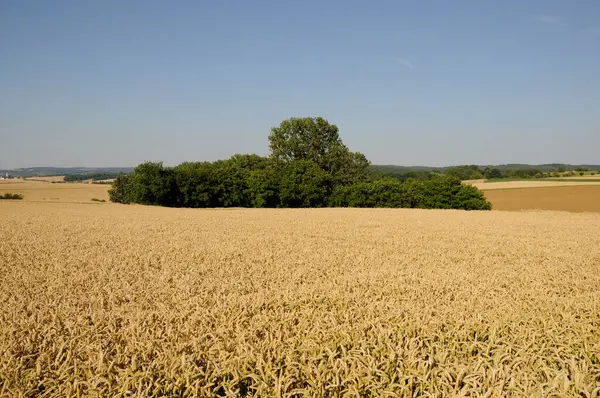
<box><xmin>373</xmin><ymin>164</ymin><xmax>600</xmax><ymax>181</ymax></box>
<box><xmin>1</xmin><ymin>167</ymin><xmax>133</xmax><ymax>178</ymax></box>
<box><xmin>63</xmin><ymin>173</ymin><xmax>123</xmax><ymax>182</ymax></box>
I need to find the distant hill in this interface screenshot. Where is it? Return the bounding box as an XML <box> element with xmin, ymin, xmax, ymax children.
<box><xmin>2</xmin><ymin>163</ymin><xmax>599</xmax><ymax>178</ymax></box>
<box><xmin>479</xmin><ymin>164</ymin><xmax>600</xmax><ymax>172</ymax></box>
<box><xmin>373</xmin><ymin>164</ymin><xmax>600</xmax><ymax>173</ymax></box>
<box><xmin>0</xmin><ymin>167</ymin><xmax>134</xmax><ymax>177</ymax></box>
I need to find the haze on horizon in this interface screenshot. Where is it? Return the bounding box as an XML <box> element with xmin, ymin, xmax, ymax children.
<box><xmin>1</xmin><ymin>0</ymin><xmax>599</xmax><ymax>169</ymax></box>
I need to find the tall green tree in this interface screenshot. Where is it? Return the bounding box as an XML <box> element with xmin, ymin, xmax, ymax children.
<box><xmin>268</xmin><ymin>117</ymin><xmax>371</xmax><ymax>186</ymax></box>
<box><xmin>269</xmin><ymin>117</ymin><xmax>345</xmax><ymax>168</ymax></box>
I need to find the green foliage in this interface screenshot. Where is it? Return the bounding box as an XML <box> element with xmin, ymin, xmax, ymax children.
<box><xmin>268</xmin><ymin>117</ymin><xmax>343</xmax><ymax>168</ymax></box>
<box><xmin>278</xmin><ymin>160</ymin><xmax>331</xmax><ymax>208</ymax></box>
<box><xmin>109</xmin><ymin>117</ymin><xmax>491</xmax><ymax>211</ymax></box>
<box><xmin>444</xmin><ymin>165</ymin><xmax>483</xmax><ymax>180</ymax></box>
<box><xmin>268</xmin><ymin>117</ymin><xmax>371</xmax><ymax>185</ymax></box>
<box><xmin>505</xmin><ymin>168</ymin><xmax>542</xmax><ymax>179</ymax></box>
<box><xmin>374</xmin><ymin>170</ymin><xmax>440</xmax><ymax>182</ymax></box>
<box><xmin>108</xmin><ymin>174</ymin><xmax>134</xmax><ymax>204</ymax></box>
<box><xmin>0</xmin><ymin>193</ymin><xmax>24</xmax><ymax>200</ymax></box>
<box><xmin>91</xmin><ymin>198</ymin><xmax>106</xmax><ymax>202</ymax></box>
<box><xmin>330</xmin><ymin>178</ymin><xmax>411</xmax><ymax>208</ymax></box>
<box><xmin>330</xmin><ymin>176</ymin><xmax>491</xmax><ymax>210</ymax></box>
<box><xmin>129</xmin><ymin>162</ymin><xmax>177</xmax><ymax>206</ymax></box>
<box><xmin>483</xmin><ymin>168</ymin><xmax>503</xmax><ymax>179</ymax></box>
<box><xmin>246</xmin><ymin>167</ymin><xmax>280</xmax><ymax>208</ymax></box>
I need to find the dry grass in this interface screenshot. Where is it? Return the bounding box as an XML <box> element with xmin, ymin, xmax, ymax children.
<box><xmin>1</xmin><ymin>202</ymin><xmax>599</xmax><ymax>396</ymax></box>
<box><xmin>562</xmin><ymin>174</ymin><xmax>600</xmax><ymax>179</ymax></box>
<box><xmin>485</xmin><ymin>185</ymin><xmax>600</xmax><ymax>213</ymax></box>
<box><xmin>468</xmin><ymin>180</ymin><xmax>600</xmax><ymax>190</ymax></box>
<box><xmin>0</xmin><ymin>180</ymin><xmax>109</xmax><ymax>203</ymax></box>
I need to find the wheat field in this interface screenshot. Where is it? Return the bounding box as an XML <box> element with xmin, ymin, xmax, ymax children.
<box><xmin>1</xmin><ymin>201</ymin><xmax>599</xmax><ymax>397</ymax></box>
<box><xmin>0</xmin><ymin>180</ymin><xmax>109</xmax><ymax>203</ymax></box>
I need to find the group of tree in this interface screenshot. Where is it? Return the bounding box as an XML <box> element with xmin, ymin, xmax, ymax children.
<box><xmin>435</xmin><ymin>165</ymin><xmax>598</xmax><ymax>181</ymax></box>
<box><xmin>109</xmin><ymin>117</ymin><xmax>492</xmax><ymax>210</ymax></box>
<box><xmin>374</xmin><ymin>164</ymin><xmax>600</xmax><ymax>181</ymax></box>
<box><xmin>64</xmin><ymin>172</ymin><xmax>122</xmax><ymax>182</ymax></box>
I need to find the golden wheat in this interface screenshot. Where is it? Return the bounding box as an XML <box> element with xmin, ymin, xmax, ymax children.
<box><xmin>1</xmin><ymin>202</ymin><xmax>599</xmax><ymax>397</ymax></box>
<box><xmin>0</xmin><ymin>180</ymin><xmax>109</xmax><ymax>203</ymax></box>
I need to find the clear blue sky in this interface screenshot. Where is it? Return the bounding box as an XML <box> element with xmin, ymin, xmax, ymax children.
<box><xmin>1</xmin><ymin>0</ymin><xmax>599</xmax><ymax>168</ymax></box>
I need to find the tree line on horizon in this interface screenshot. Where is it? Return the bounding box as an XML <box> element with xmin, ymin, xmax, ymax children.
<box><xmin>108</xmin><ymin>117</ymin><xmax>492</xmax><ymax>210</ymax></box>
<box><xmin>374</xmin><ymin>164</ymin><xmax>599</xmax><ymax>181</ymax></box>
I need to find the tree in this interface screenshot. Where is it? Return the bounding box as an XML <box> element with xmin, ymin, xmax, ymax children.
<box><xmin>330</xmin><ymin>177</ymin><xmax>410</xmax><ymax>208</ymax></box>
<box><xmin>328</xmin><ymin>149</ymin><xmax>372</xmax><ymax>186</ymax></box>
<box><xmin>278</xmin><ymin>160</ymin><xmax>331</xmax><ymax>208</ymax></box>
<box><xmin>268</xmin><ymin>117</ymin><xmax>372</xmax><ymax>187</ymax></box>
<box><xmin>212</xmin><ymin>155</ymin><xmax>269</xmax><ymax>207</ymax></box>
<box><xmin>246</xmin><ymin>167</ymin><xmax>280</xmax><ymax>208</ymax></box>
<box><xmin>108</xmin><ymin>174</ymin><xmax>133</xmax><ymax>204</ymax></box>
<box><xmin>173</xmin><ymin>162</ymin><xmax>219</xmax><ymax>207</ymax></box>
<box><xmin>444</xmin><ymin>165</ymin><xmax>483</xmax><ymax>181</ymax></box>
<box><xmin>130</xmin><ymin>162</ymin><xmax>177</xmax><ymax>206</ymax></box>
<box><xmin>268</xmin><ymin>117</ymin><xmax>345</xmax><ymax>169</ymax></box>
<box><xmin>483</xmin><ymin>168</ymin><xmax>503</xmax><ymax>179</ymax></box>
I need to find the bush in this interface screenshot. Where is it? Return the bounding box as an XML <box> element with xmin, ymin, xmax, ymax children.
<box><xmin>0</xmin><ymin>193</ymin><xmax>24</xmax><ymax>200</ymax></box>
<box><xmin>330</xmin><ymin>176</ymin><xmax>491</xmax><ymax>210</ymax></box>
<box><xmin>329</xmin><ymin>178</ymin><xmax>411</xmax><ymax>208</ymax></box>
<box><xmin>91</xmin><ymin>198</ymin><xmax>106</xmax><ymax>202</ymax></box>
<box><xmin>109</xmin><ymin>174</ymin><xmax>134</xmax><ymax>204</ymax></box>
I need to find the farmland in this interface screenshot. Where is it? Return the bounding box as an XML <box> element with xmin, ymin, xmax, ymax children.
<box><xmin>0</xmin><ymin>180</ymin><xmax>109</xmax><ymax>203</ymax></box>
<box><xmin>485</xmin><ymin>185</ymin><xmax>600</xmax><ymax>213</ymax></box>
<box><xmin>1</xmin><ymin>198</ymin><xmax>600</xmax><ymax>396</ymax></box>
<box><xmin>467</xmin><ymin>179</ymin><xmax>600</xmax><ymax>190</ymax></box>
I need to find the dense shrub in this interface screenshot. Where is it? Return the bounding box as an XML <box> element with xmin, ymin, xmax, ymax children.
<box><xmin>0</xmin><ymin>193</ymin><xmax>24</xmax><ymax>200</ymax></box>
<box><xmin>329</xmin><ymin>176</ymin><xmax>490</xmax><ymax>210</ymax></box>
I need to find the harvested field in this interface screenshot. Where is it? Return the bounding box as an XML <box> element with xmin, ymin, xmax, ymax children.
<box><xmin>485</xmin><ymin>185</ymin><xmax>600</xmax><ymax>213</ymax></box>
<box><xmin>1</xmin><ymin>202</ymin><xmax>599</xmax><ymax>396</ymax></box>
<box><xmin>468</xmin><ymin>179</ymin><xmax>600</xmax><ymax>190</ymax></box>
<box><xmin>0</xmin><ymin>180</ymin><xmax>109</xmax><ymax>203</ymax></box>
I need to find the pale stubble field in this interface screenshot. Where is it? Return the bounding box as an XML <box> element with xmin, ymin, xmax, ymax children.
<box><xmin>1</xmin><ymin>200</ymin><xmax>599</xmax><ymax>396</ymax></box>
